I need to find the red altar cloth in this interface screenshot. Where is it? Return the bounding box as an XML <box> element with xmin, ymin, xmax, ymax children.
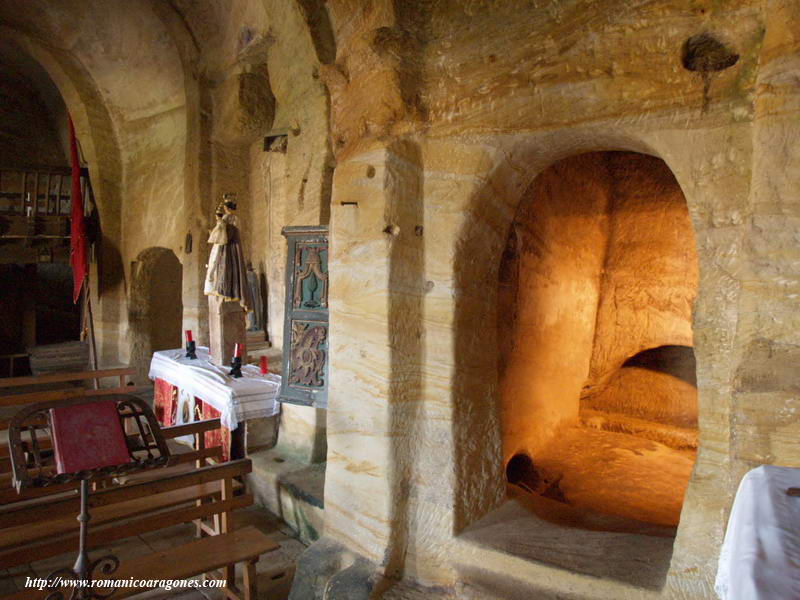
<box><xmin>154</xmin><ymin>377</ymin><xmax>230</xmax><ymax>461</ymax></box>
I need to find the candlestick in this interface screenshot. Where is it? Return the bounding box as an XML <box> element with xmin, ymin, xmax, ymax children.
<box><xmin>185</xmin><ymin>330</ymin><xmax>197</xmax><ymax>359</ymax></box>
<box><xmin>229</xmin><ymin>352</ymin><xmax>243</xmax><ymax>379</ymax></box>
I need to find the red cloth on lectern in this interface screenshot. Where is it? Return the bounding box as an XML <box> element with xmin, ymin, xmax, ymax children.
<box><xmin>50</xmin><ymin>400</ymin><xmax>131</xmax><ymax>474</ymax></box>
<box><xmin>68</xmin><ymin>116</ymin><xmax>87</xmax><ymax>303</ymax></box>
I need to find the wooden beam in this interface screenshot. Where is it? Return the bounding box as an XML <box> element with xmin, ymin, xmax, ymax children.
<box><xmin>4</xmin><ymin>527</ymin><xmax>279</xmax><ymax>600</ymax></box>
<box><xmin>162</xmin><ymin>418</ymin><xmax>222</xmax><ymax>439</ymax></box>
<box><xmin>0</xmin><ymin>367</ymin><xmax>135</xmax><ymax>388</ymax></box>
<box><xmin>0</xmin><ymin>459</ymin><xmax>252</xmax><ymax>528</ymax></box>
<box><xmin>0</xmin><ymin>494</ymin><xmax>253</xmax><ymax>569</ymax></box>
<box><xmin>0</xmin><ymin>385</ymin><xmax>149</xmax><ymax>411</ymax></box>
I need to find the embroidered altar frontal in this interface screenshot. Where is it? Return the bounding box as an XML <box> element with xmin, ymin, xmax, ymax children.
<box><xmin>149</xmin><ymin>347</ymin><xmax>281</xmax><ymax>460</ymax></box>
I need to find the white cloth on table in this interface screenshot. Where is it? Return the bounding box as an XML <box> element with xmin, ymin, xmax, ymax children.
<box><xmin>148</xmin><ymin>346</ymin><xmax>280</xmax><ymax>431</ymax></box>
<box><xmin>715</xmin><ymin>465</ymin><xmax>800</xmax><ymax>599</ymax></box>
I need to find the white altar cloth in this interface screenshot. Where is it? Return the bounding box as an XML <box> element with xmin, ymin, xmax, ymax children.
<box><xmin>148</xmin><ymin>346</ymin><xmax>280</xmax><ymax>431</ymax></box>
<box><xmin>716</xmin><ymin>465</ymin><xmax>800</xmax><ymax>599</ymax></box>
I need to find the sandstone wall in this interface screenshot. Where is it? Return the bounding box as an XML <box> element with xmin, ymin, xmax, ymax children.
<box><xmin>3</xmin><ymin>1</ymin><xmax>800</xmax><ymax>599</ymax></box>
<box><xmin>586</xmin><ymin>153</ymin><xmax>699</xmax><ymax>392</ymax></box>
<box><xmin>500</xmin><ymin>153</ymin><xmax>611</xmax><ymax>460</ymax></box>
<box><xmin>308</xmin><ymin>1</ymin><xmax>800</xmax><ymax>599</ymax></box>
<box><xmin>0</xmin><ymin>0</ymin><xmax>332</xmax><ymax>373</ymax></box>
<box><xmin>0</xmin><ymin>40</ymin><xmax>67</xmax><ymax>169</ymax></box>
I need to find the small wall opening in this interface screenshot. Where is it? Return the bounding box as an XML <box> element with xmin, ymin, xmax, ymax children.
<box><xmin>499</xmin><ymin>151</ymin><xmax>699</xmax><ymax>532</ymax></box>
<box><xmin>128</xmin><ymin>247</ymin><xmax>182</xmax><ymax>382</ymax></box>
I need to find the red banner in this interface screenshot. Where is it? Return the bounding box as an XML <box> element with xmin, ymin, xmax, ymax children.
<box><xmin>68</xmin><ymin>116</ymin><xmax>87</xmax><ymax>303</ymax></box>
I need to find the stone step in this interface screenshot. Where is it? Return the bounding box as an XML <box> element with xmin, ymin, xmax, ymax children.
<box><xmin>247</xmin><ymin>447</ymin><xmax>325</xmax><ymax>545</ymax></box>
<box><xmin>247</xmin><ymin>329</ymin><xmax>271</xmax><ymax>352</ymax></box>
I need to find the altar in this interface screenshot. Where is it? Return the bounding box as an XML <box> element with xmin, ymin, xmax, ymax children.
<box><xmin>715</xmin><ymin>465</ymin><xmax>800</xmax><ymax>599</ymax></box>
<box><xmin>149</xmin><ymin>346</ymin><xmax>280</xmax><ymax>460</ymax></box>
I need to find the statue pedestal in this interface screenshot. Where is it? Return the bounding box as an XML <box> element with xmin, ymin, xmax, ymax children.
<box><xmin>208</xmin><ymin>295</ymin><xmax>247</xmax><ymax>366</ymax></box>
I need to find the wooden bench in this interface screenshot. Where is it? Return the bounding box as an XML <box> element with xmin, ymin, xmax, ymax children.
<box><xmin>0</xmin><ymin>367</ymin><xmax>139</xmax><ymax>405</ymax></box>
<box><xmin>0</xmin><ymin>367</ymin><xmax>230</xmax><ymax>499</ymax></box>
<box><xmin>0</xmin><ymin>366</ymin><xmax>228</xmax><ymax>470</ymax></box>
<box><xmin>0</xmin><ymin>417</ymin><xmax>278</xmax><ymax>599</ymax></box>
<box><xmin>0</xmin><ymin>375</ymin><xmax>279</xmax><ymax>598</ymax></box>
<box><xmin>0</xmin><ymin>367</ymin><xmax>144</xmax><ymax>440</ymax></box>
<box><xmin>6</xmin><ymin>527</ymin><xmax>278</xmax><ymax>599</ymax></box>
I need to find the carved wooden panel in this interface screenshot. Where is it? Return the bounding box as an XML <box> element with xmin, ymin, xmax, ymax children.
<box><xmin>280</xmin><ymin>226</ymin><xmax>329</xmax><ymax>407</ymax></box>
<box><xmin>292</xmin><ymin>243</ymin><xmax>328</xmax><ymax>310</ymax></box>
<box><xmin>288</xmin><ymin>320</ymin><xmax>328</xmax><ymax>389</ymax></box>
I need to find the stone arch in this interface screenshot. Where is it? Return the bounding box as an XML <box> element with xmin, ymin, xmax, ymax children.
<box><xmin>450</xmin><ymin>127</ymin><xmax>738</xmax><ymax>582</ymax></box>
<box><xmin>498</xmin><ymin>150</ymin><xmax>699</xmax><ymax>528</ymax></box>
<box><xmin>0</xmin><ymin>29</ymin><xmax>127</xmax><ymax>365</ymax></box>
<box><xmin>128</xmin><ymin>248</ymin><xmax>183</xmax><ymax>383</ymax></box>
<box><xmin>0</xmin><ymin>1</ymin><xmax>192</xmax><ymax>366</ymax></box>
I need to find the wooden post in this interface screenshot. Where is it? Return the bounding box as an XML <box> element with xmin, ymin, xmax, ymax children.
<box><xmin>81</xmin><ymin>279</ymin><xmax>99</xmax><ymax>388</ymax></box>
<box><xmin>32</xmin><ymin>172</ymin><xmax>39</xmax><ymax>217</ymax></box>
<box><xmin>19</xmin><ymin>171</ymin><xmax>25</xmax><ymax>215</ymax></box>
<box><xmin>45</xmin><ymin>173</ymin><xmax>51</xmax><ymax>214</ymax></box>
<box><xmin>221</xmin><ymin>476</ymin><xmax>235</xmax><ymax>587</ymax></box>
<box><xmin>195</xmin><ymin>429</ymin><xmax>208</xmax><ymax>538</ymax></box>
<box><xmin>55</xmin><ymin>174</ymin><xmax>62</xmax><ymax>215</ymax></box>
<box><xmin>243</xmin><ymin>559</ymin><xmax>258</xmax><ymax>600</ymax></box>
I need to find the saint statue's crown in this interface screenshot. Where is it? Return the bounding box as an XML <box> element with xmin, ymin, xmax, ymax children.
<box><xmin>215</xmin><ymin>193</ymin><xmax>237</xmax><ymax>216</ymax></box>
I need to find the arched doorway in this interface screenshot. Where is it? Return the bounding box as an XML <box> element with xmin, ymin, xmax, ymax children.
<box><xmin>499</xmin><ymin>151</ymin><xmax>698</xmax><ymax>527</ymax></box>
<box><xmin>128</xmin><ymin>247</ymin><xmax>182</xmax><ymax>382</ymax></box>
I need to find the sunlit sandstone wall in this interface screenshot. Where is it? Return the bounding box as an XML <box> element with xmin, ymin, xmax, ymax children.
<box><xmin>295</xmin><ymin>1</ymin><xmax>800</xmax><ymax>599</ymax></box>
<box><xmin>499</xmin><ymin>153</ymin><xmax>611</xmax><ymax>460</ymax></box>
<box><xmin>0</xmin><ymin>2</ymin><xmax>191</xmax><ymax>371</ymax></box>
<box><xmin>500</xmin><ymin>152</ymin><xmax>697</xmax><ymax>463</ymax></box>
<box><xmin>0</xmin><ymin>1</ymin><xmax>333</xmax><ymax>375</ymax></box>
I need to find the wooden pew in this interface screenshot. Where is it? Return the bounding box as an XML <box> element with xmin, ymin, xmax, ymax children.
<box><xmin>0</xmin><ymin>367</ymin><xmax>138</xmax><ymax>401</ymax></box>
<box><xmin>0</xmin><ymin>457</ymin><xmax>277</xmax><ymax>599</ymax></box>
<box><xmin>0</xmin><ymin>419</ymin><xmax>278</xmax><ymax>599</ymax></box>
<box><xmin>0</xmin><ymin>367</ymin><xmax>228</xmax><ymax>502</ymax></box>
<box><xmin>0</xmin><ymin>418</ymin><xmax>224</xmax><ymax>505</ymax></box>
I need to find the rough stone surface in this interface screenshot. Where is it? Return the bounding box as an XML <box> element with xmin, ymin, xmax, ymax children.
<box><xmin>1</xmin><ymin>1</ymin><xmax>800</xmax><ymax>599</ymax></box>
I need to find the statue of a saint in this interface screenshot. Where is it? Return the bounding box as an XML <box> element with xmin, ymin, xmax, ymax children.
<box><xmin>204</xmin><ymin>198</ymin><xmax>253</xmax><ymax>311</ymax></box>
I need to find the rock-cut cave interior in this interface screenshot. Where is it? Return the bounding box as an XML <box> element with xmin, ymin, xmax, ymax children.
<box><xmin>0</xmin><ymin>2</ymin><xmax>798</xmax><ymax>600</ymax></box>
<box><xmin>500</xmin><ymin>152</ymin><xmax>698</xmax><ymax>530</ymax></box>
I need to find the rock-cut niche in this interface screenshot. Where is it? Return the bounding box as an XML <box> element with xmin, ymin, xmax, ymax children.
<box><xmin>499</xmin><ymin>151</ymin><xmax>698</xmax><ymax>529</ymax></box>
<box><xmin>128</xmin><ymin>247</ymin><xmax>183</xmax><ymax>383</ymax></box>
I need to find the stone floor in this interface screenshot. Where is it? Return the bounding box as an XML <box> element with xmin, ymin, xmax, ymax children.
<box><xmin>526</xmin><ymin>425</ymin><xmax>695</xmax><ymax>527</ymax></box>
<box><xmin>0</xmin><ymin>506</ymin><xmax>306</xmax><ymax>599</ymax></box>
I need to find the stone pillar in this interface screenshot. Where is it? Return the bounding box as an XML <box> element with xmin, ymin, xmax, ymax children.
<box><xmin>208</xmin><ymin>295</ymin><xmax>247</xmax><ymax>366</ymax></box>
<box><xmin>289</xmin><ymin>140</ymin><xmax>425</xmax><ymax>600</ymax></box>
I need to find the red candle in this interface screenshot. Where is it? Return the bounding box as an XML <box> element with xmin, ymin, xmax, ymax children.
<box><xmin>185</xmin><ymin>330</ymin><xmax>193</xmax><ymax>343</ymax></box>
<box><xmin>259</xmin><ymin>356</ymin><xmax>268</xmax><ymax>374</ymax></box>
<box><xmin>234</xmin><ymin>343</ymin><xmax>242</xmax><ymax>358</ymax></box>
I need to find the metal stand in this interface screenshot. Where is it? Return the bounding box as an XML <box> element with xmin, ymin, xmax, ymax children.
<box><xmin>7</xmin><ymin>395</ymin><xmax>171</xmax><ymax>600</ymax></box>
<box><xmin>45</xmin><ymin>479</ymin><xmax>120</xmax><ymax>600</ymax></box>
<box><xmin>229</xmin><ymin>355</ymin><xmax>243</xmax><ymax>378</ymax></box>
